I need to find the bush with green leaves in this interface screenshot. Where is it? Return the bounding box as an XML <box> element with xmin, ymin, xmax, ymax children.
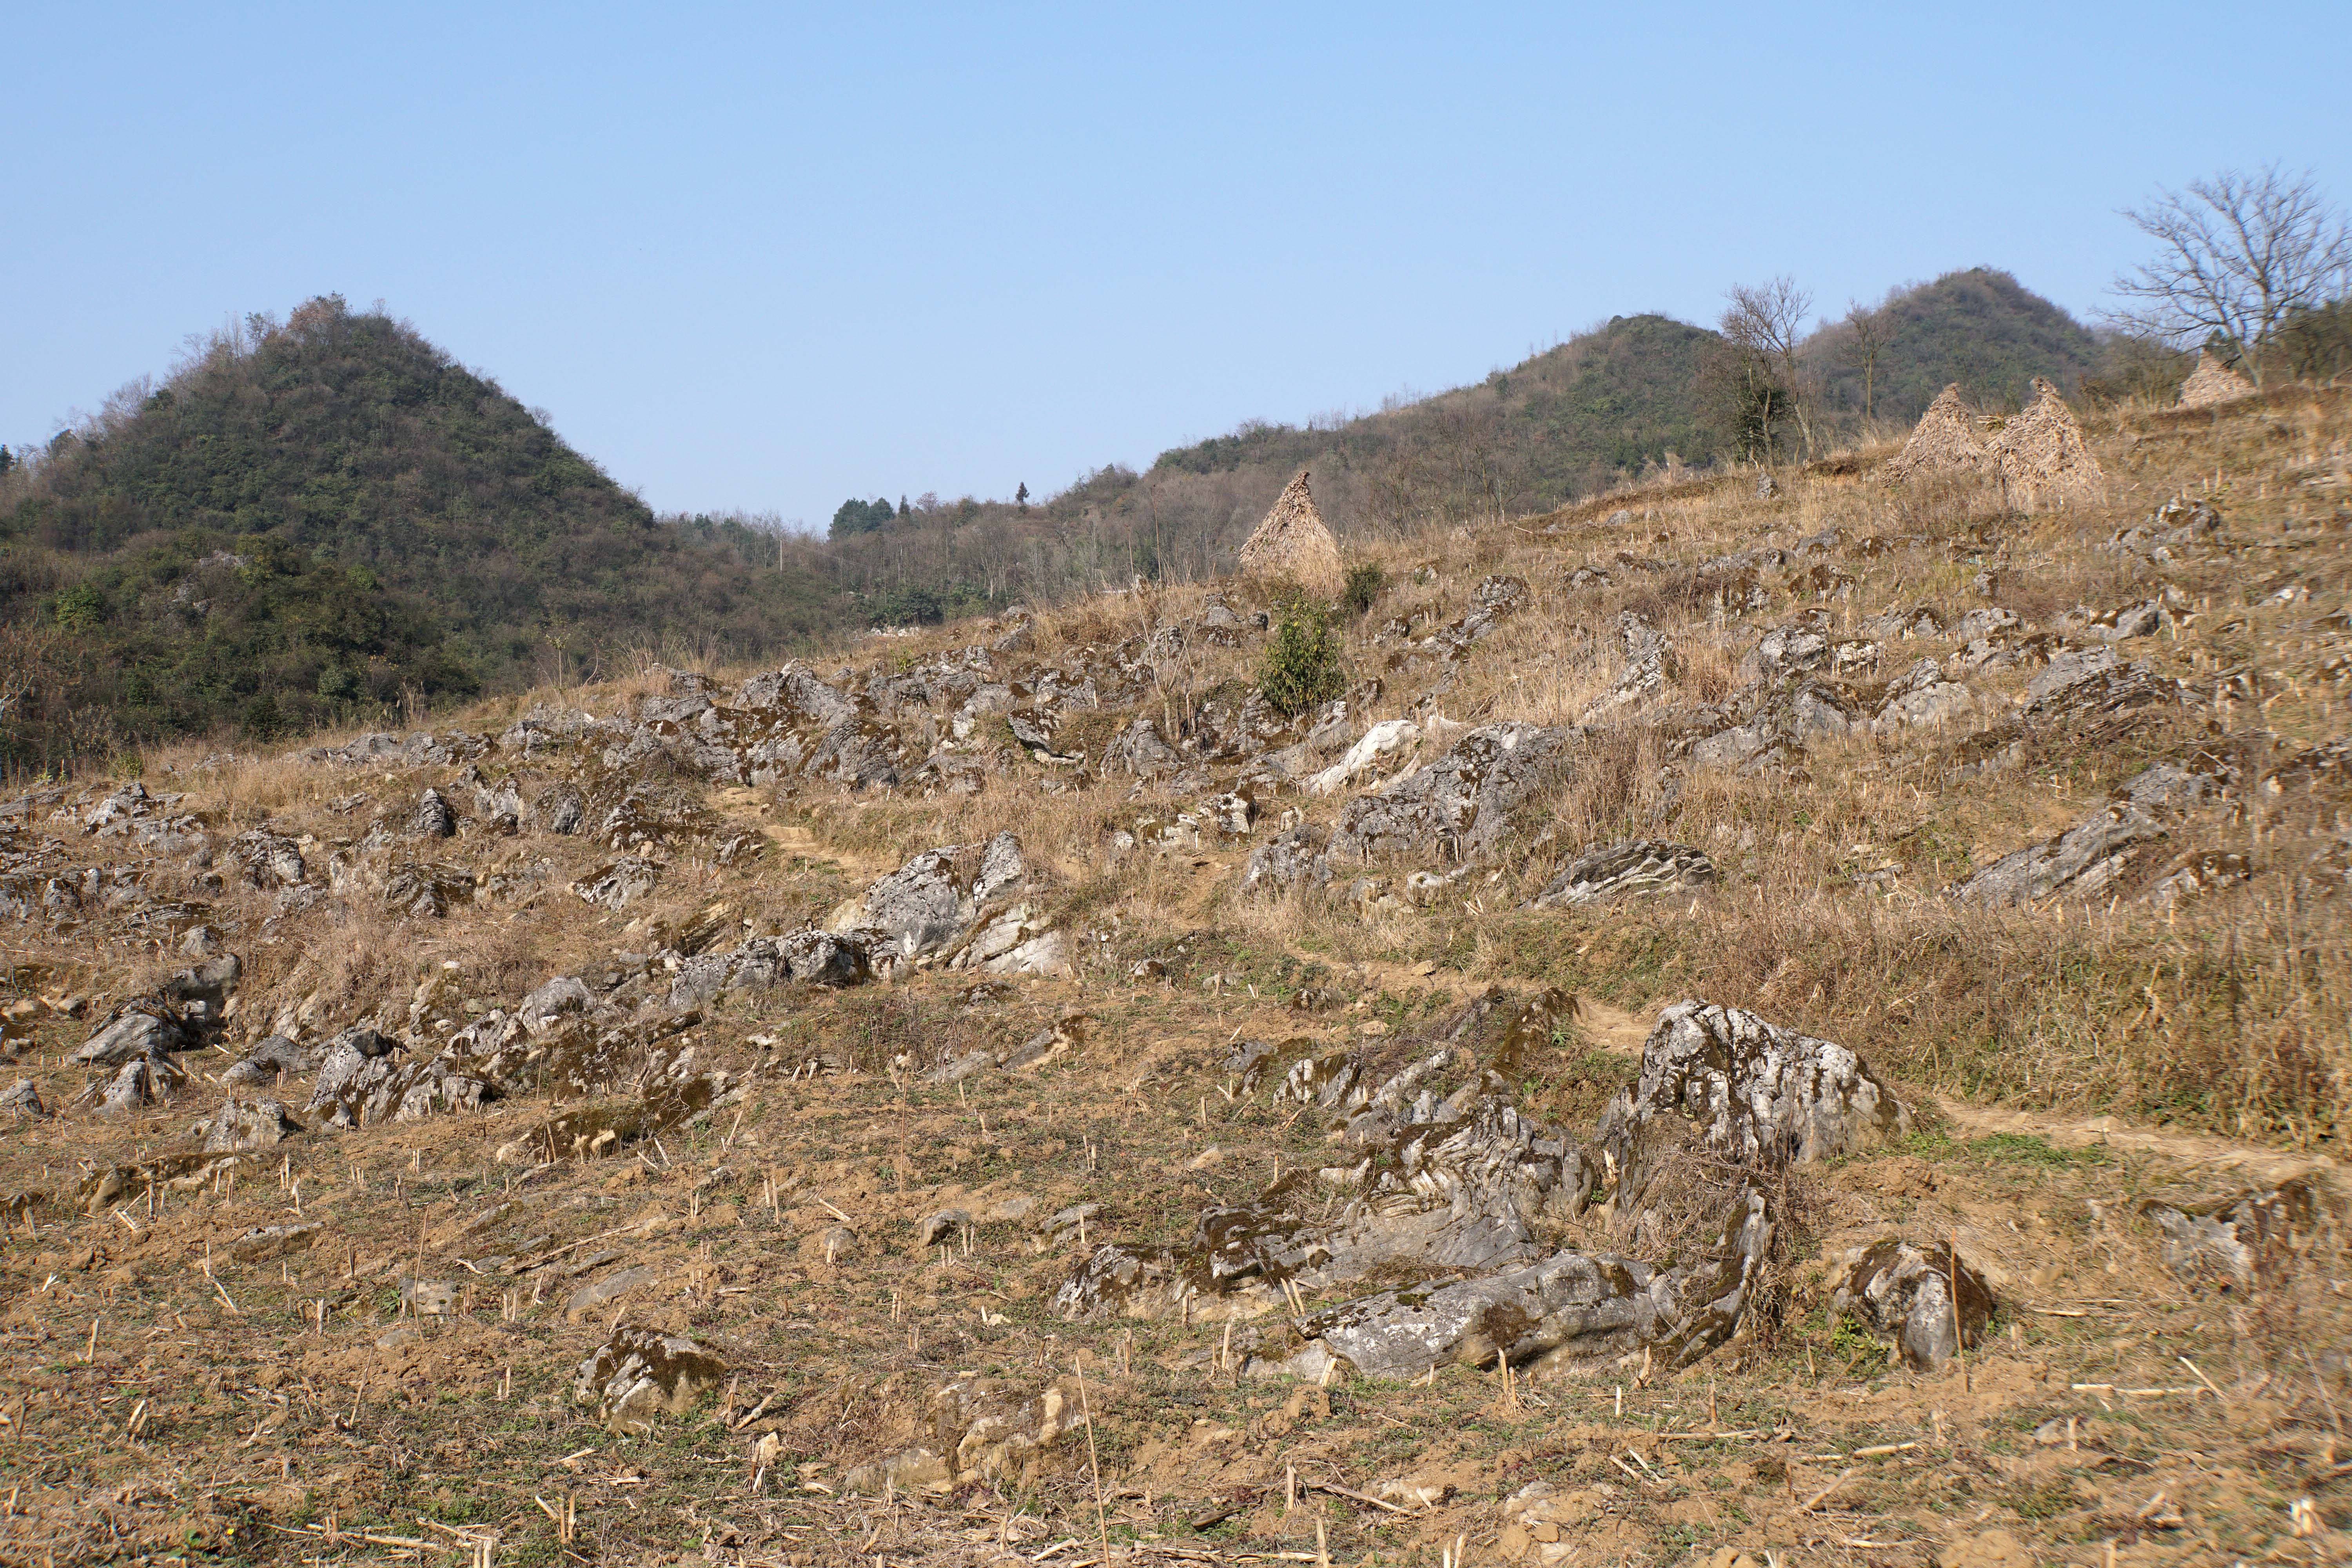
<box><xmin>1341</xmin><ymin>561</ymin><xmax>1386</xmax><ymax>617</ymax></box>
<box><xmin>1258</xmin><ymin>596</ymin><xmax>1345</xmax><ymax>717</ymax></box>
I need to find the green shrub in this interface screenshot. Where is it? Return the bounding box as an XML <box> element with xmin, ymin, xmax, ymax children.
<box><xmin>1341</xmin><ymin>561</ymin><xmax>1387</xmax><ymax>617</ymax></box>
<box><xmin>1258</xmin><ymin>597</ymin><xmax>1344</xmax><ymax>717</ymax></box>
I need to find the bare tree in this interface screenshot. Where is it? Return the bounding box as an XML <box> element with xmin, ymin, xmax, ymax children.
<box><xmin>1842</xmin><ymin>299</ymin><xmax>1889</xmax><ymax>423</ymax></box>
<box><xmin>2109</xmin><ymin>165</ymin><xmax>2351</xmax><ymax>387</ymax></box>
<box><xmin>1721</xmin><ymin>276</ymin><xmax>1817</xmax><ymax>459</ymax></box>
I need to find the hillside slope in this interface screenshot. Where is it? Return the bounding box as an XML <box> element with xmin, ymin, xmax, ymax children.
<box><xmin>0</xmin><ymin>296</ymin><xmax>848</xmax><ymax>763</ymax></box>
<box><xmin>0</xmin><ymin>383</ymin><xmax>2344</xmax><ymax>1563</ymax></box>
<box><xmin>1810</xmin><ymin>267</ymin><xmax>2103</xmax><ymax>422</ymax></box>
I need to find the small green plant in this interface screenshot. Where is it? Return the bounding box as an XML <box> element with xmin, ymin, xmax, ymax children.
<box><xmin>1258</xmin><ymin>596</ymin><xmax>1344</xmax><ymax>717</ymax></box>
<box><xmin>1341</xmin><ymin>561</ymin><xmax>1387</xmax><ymax>617</ymax></box>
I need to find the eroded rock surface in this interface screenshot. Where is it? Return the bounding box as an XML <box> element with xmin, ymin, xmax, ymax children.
<box><xmin>1831</xmin><ymin>1238</ymin><xmax>1993</xmax><ymax>1370</ymax></box>
<box><xmin>1532</xmin><ymin>840</ymin><xmax>1715</xmax><ymax>908</ymax></box>
<box><xmin>573</xmin><ymin>1325</ymin><xmax>728</xmax><ymax>1433</ymax></box>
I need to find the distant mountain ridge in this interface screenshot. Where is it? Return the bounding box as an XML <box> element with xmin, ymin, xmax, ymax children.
<box><xmin>3</xmin><ymin>270</ymin><xmax>2113</xmax><ymax>764</ymax></box>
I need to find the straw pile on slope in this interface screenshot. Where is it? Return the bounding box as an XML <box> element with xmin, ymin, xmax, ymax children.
<box><xmin>1882</xmin><ymin>379</ymin><xmax>2104</xmax><ymax>511</ymax></box>
<box><xmin>1882</xmin><ymin>384</ymin><xmax>1987</xmax><ymax>486</ymax></box>
<box><xmin>1237</xmin><ymin>469</ymin><xmax>1344</xmax><ymax>596</ymax></box>
<box><xmin>1989</xmin><ymin>377</ymin><xmax>2105</xmax><ymax>510</ymax></box>
<box><xmin>2178</xmin><ymin>350</ymin><xmax>2255</xmax><ymax>409</ymax></box>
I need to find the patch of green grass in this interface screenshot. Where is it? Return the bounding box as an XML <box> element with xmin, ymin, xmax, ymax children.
<box><xmin>1966</xmin><ymin>1131</ymin><xmax>2107</xmax><ymax>1168</ymax></box>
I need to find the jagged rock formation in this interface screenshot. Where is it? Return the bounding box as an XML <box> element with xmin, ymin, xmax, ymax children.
<box><xmin>574</xmin><ymin>1325</ymin><xmax>728</xmax><ymax>1434</ymax></box>
<box><xmin>826</xmin><ymin>834</ymin><xmax>1030</xmax><ymax>963</ymax></box>
<box><xmin>1531</xmin><ymin>840</ymin><xmax>1715</xmax><ymax>908</ymax></box>
<box><xmin>1236</xmin><ymin>470</ymin><xmax>1344</xmax><ymax>597</ymax></box>
<box><xmin>1327</xmin><ymin>723</ymin><xmax>1574</xmax><ymax>865</ymax></box>
<box><xmin>2178</xmin><ymin>350</ymin><xmax>2255</xmax><ymax>409</ymax></box>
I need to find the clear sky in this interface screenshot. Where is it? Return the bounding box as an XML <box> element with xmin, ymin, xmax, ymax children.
<box><xmin>5</xmin><ymin>3</ymin><xmax>2346</xmax><ymax>530</ymax></box>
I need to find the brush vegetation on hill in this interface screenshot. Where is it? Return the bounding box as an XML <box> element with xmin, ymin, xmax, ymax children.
<box><xmin>0</xmin><ymin>296</ymin><xmax>848</xmax><ymax>767</ymax></box>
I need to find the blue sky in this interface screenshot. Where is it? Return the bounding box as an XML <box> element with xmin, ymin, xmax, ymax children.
<box><xmin>5</xmin><ymin>3</ymin><xmax>2346</xmax><ymax>529</ymax></box>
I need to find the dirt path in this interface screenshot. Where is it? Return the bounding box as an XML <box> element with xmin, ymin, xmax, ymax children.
<box><xmin>1936</xmin><ymin>1096</ymin><xmax>2337</xmax><ymax>1187</ymax></box>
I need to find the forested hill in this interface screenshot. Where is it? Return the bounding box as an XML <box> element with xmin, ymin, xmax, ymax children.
<box><xmin>0</xmin><ymin>297</ymin><xmax>847</xmax><ymax>762</ymax></box>
<box><xmin>1806</xmin><ymin>267</ymin><xmax>2103</xmax><ymax>421</ymax></box>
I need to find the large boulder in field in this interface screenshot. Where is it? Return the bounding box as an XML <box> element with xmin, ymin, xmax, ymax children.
<box><xmin>1327</xmin><ymin>722</ymin><xmax>1575</xmax><ymax>866</ymax></box>
<box><xmin>2142</xmin><ymin>1180</ymin><xmax>2316</xmax><ymax>1291</ymax></box>
<box><xmin>574</xmin><ymin>1325</ymin><xmax>728</xmax><ymax>1434</ymax></box>
<box><xmin>829</xmin><ymin>833</ymin><xmax>1029</xmax><ymax>962</ymax></box>
<box><xmin>1583</xmin><ymin>1000</ymin><xmax>1909</xmax><ymax>1224</ymax></box>
<box><xmin>1831</xmin><ymin>1238</ymin><xmax>1994</xmax><ymax>1370</ymax></box>
<box><xmin>667</xmin><ymin>928</ymin><xmax>872</xmax><ymax>1007</ymax></box>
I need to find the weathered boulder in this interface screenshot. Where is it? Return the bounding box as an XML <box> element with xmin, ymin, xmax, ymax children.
<box><xmin>71</xmin><ymin>1007</ymin><xmax>199</xmax><ymax>1067</ymax></box>
<box><xmin>1532</xmin><ymin>840</ymin><xmax>1715</xmax><ymax>909</ymax></box>
<box><xmin>1328</xmin><ymin>722</ymin><xmax>1574</xmax><ymax>865</ymax></box>
<box><xmin>1691</xmin><ymin>679</ymin><xmax>1858</xmax><ymax>771</ymax></box>
<box><xmin>1949</xmin><ymin>761</ymin><xmax>2223</xmax><ymax>907</ymax></box>
<box><xmin>1295</xmin><ymin>1186</ymin><xmax>1771</xmax><ymax>1380</ymax></box>
<box><xmin>832</xmin><ymin>833</ymin><xmax>1029</xmax><ymax>962</ymax></box>
<box><xmin>574</xmin><ymin>1325</ymin><xmax>728</xmax><ymax>1434</ymax></box>
<box><xmin>306</xmin><ymin>1031</ymin><xmax>498</xmax><ymax>1128</ymax></box>
<box><xmin>840</xmin><ymin>1373</ymin><xmax>1086</xmax><ymax>1495</ymax></box>
<box><xmin>2</xmin><ymin>1078</ymin><xmax>49</xmax><ymax>1118</ymax></box>
<box><xmin>1830</xmin><ymin>1238</ymin><xmax>1993</xmax><ymax>1370</ymax></box>
<box><xmin>667</xmin><ymin>928</ymin><xmax>871</xmax><ymax>1007</ymax></box>
<box><xmin>570</xmin><ymin>857</ymin><xmax>661</xmax><ymax>911</ymax></box>
<box><xmin>1584</xmin><ymin>1000</ymin><xmax>1909</xmax><ymax>1223</ymax></box>
<box><xmin>2143</xmin><ymin>1181</ymin><xmax>2316</xmax><ymax>1290</ymax></box>
<box><xmin>1875</xmin><ymin>659</ymin><xmax>1977</xmax><ymax>731</ymax></box>
<box><xmin>1241</xmin><ymin>822</ymin><xmax>1331</xmax><ymax>895</ymax></box>
<box><xmin>98</xmin><ymin>1053</ymin><xmax>183</xmax><ymax>1115</ymax></box>
<box><xmin>2107</xmin><ymin>497</ymin><xmax>2222</xmax><ymax>562</ymax></box>
<box><xmin>229</xmin><ymin>831</ymin><xmax>307</xmax><ymax>889</ymax></box>
<box><xmin>409</xmin><ymin>788</ymin><xmax>457</xmax><ymax>838</ymax></box>
<box><xmin>200</xmin><ymin>1098</ymin><xmax>303</xmax><ymax>1152</ymax></box>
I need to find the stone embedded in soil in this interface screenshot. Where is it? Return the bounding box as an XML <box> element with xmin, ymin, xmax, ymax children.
<box><xmin>1830</xmin><ymin>1237</ymin><xmax>1994</xmax><ymax>1370</ymax></box>
<box><xmin>1949</xmin><ymin>759</ymin><xmax>2226</xmax><ymax>907</ymax></box>
<box><xmin>229</xmin><ymin>1221</ymin><xmax>322</xmax><ymax>1263</ymax></box>
<box><xmin>2</xmin><ymin>1078</ymin><xmax>47</xmax><ymax>1118</ymax></box>
<box><xmin>832</xmin><ymin>831</ymin><xmax>1031</xmax><ymax>962</ymax></box>
<box><xmin>1531</xmin><ymin>839</ymin><xmax>1716</xmax><ymax>909</ymax></box>
<box><xmin>573</xmin><ymin>1323</ymin><xmax>727</xmax><ymax>1433</ymax></box>
<box><xmin>2142</xmin><ymin>1180</ymin><xmax>2317</xmax><ymax>1290</ymax></box>
<box><xmin>199</xmin><ymin>1098</ymin><xmax>303</xmax><ymax>1152</ymax></box>
<box><xmin>668</xmin><ymin>927</ymin><xmax>873</xmax><ymax>1006</ymax></box>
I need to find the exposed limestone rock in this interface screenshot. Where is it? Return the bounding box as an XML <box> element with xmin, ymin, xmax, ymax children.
<box><xmin>2143</xmin><ymin>1181</ymin><xmax>2316</xmax><ymax>1290</ymax></box>
<box><xmin>1308</xmin><ymin>719</ymin><xmax>1421</xmax><ymax>796</ymax></box>
<box><xmin>1584</xmin><ymin>1000</ymin><xmax>1909</xmax><ymax>1223</ymax></box>
<box><xmin>2</xmin><ymin>1078</ymin><xmax>47</xmax><ymax>1118</ymax></box>
<box><xmin>1831</xmin><ymin>1238</ymin><xmax>1993</xmax><ymax>1370</ymax></box>
<box><xmin>1327</xmin><ymin>722</ymin><xmax>1575</xmax><ymax>865</ymax></box>
<box><xmin>1236</xmin><ymin>470</ymin><xmax>1344</xmax><ymax>597</ymax></box>
<box><xmin>1949</xmin><ymin>760</ymin><xmax>2223</xmax><ymax>906</ymax></box>
<box><xmin>1691</xmin><ymin>678</ymin><xmax>1858</xmax><ymax>772</ymax></box>
<box><xmin>1532</xmin><ymin>840</ymin><xmax>1715</xmax><ymax>908</ymax></box>
<box><xmin>97</xmin><ymin>1053</ymin><xmax>183</xmax><ymax>1115</ymax></box>
<box><xmin>829</xmin><ymin>833</ymin><xmax>1029</xmax><ymax>962</ymax></box>
<box><xmin>72</xmin><ymin>1006</ymin><xmax>198</xmax><ymax>1067</ymax></box>
<box><xmin>2177</xmin><ymin>350</ymin><xmax>2255</xmax><ymax>409</ymax></box>
<box><xmin>200</xmin><ymin>1098</ymin><xmax>303</xmax><ymax>1152</ymax></box>
<box><xmin>574</xmin><ymin>1325</ymin><xmax>728</xmax><ymax>1434</ymax></box>
<box><xmin>409</xmin><ymin>788</ymin><xmax>457</xmax><ymax>839</ymax></box>
<box><xmin>570</xmin><ymin>857</ymin><xmax>661</xmax><ymax>911</ymax></box>
<box><xmin>666</xmin><ymin>928</ymin><xmax>872</xmax><ymax>1007</ymax></box>
<box><xmin>1241</xmin><ymin>822</ymin><xmax>1332</xmax><ymax>895</ymax></box>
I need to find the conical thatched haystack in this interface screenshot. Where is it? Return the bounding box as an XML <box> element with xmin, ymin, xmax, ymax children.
<box><xmin>1883</xmin><ymin>384</ymin><xmax>1988</xmax><ymax>485</ymax></box>
<box><xmin>1989</xmin><ymin>377</ymin><xmax>2105</xmax><ymax>510</ymax></box>
<box><xmin>1237</xmin><ymin>468</ymin><xmax>1344</xmax><ymax>596</ymax></box>
<box><xmin>2178</xmin><ymin>350</ymin><xmax>2255</xmax><ymax>409</ymax></box>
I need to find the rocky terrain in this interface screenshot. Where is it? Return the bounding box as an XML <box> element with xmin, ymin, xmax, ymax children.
<box><xmin>2</xmin><ymin>383</ymin><xmax>2350</xmax><ymax>1568</ymax></box>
